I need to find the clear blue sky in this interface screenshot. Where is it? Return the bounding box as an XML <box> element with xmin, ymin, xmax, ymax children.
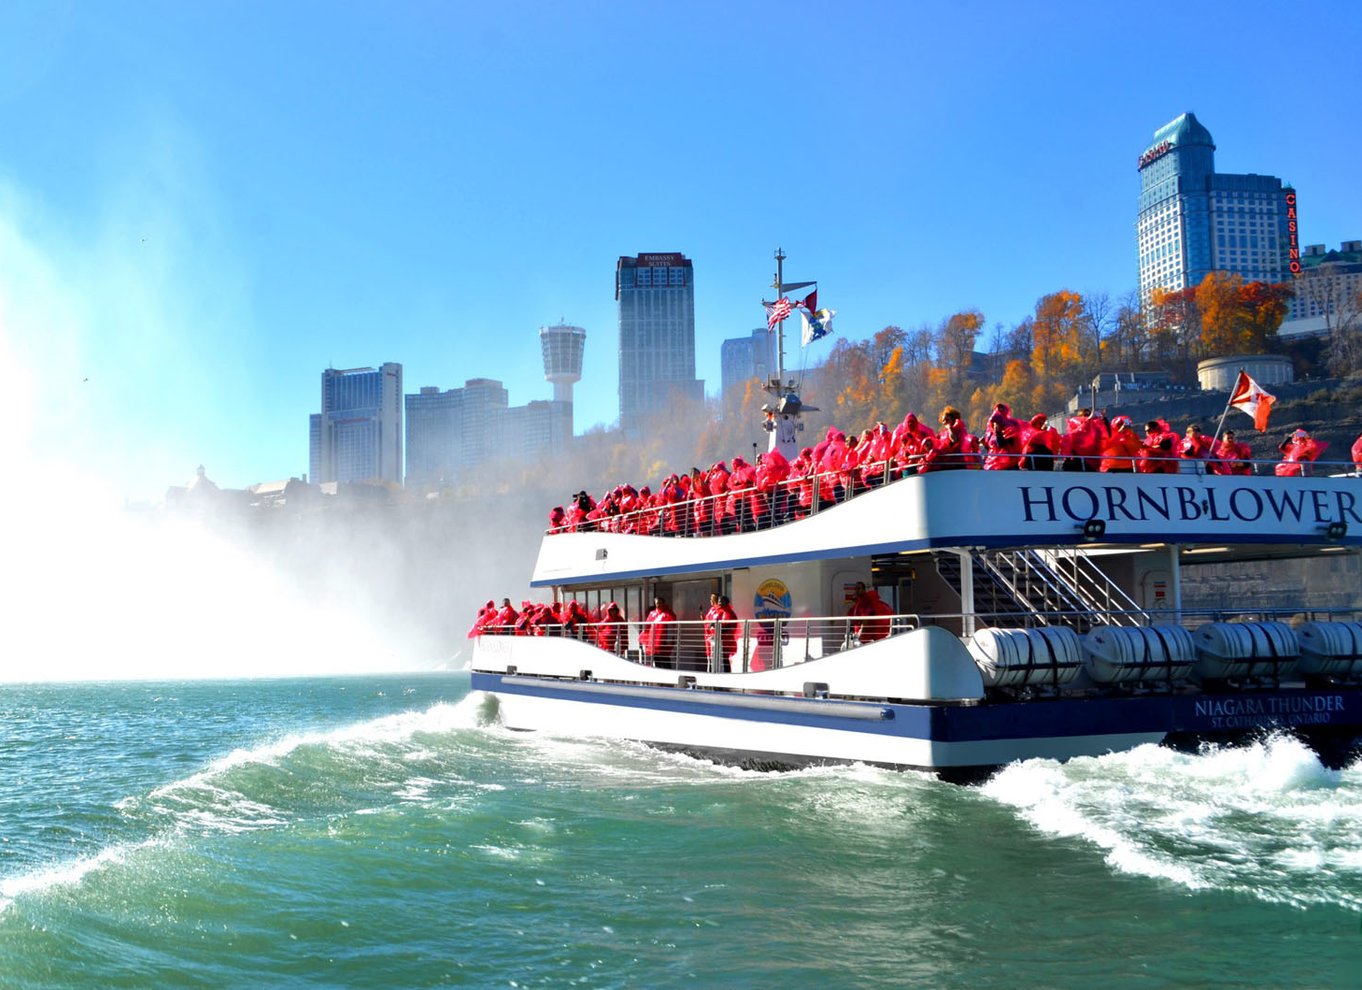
<box><xmin>3</xmin><ymin>0</ymin><xmax>1359</xmax><ymax>498</ymax></box>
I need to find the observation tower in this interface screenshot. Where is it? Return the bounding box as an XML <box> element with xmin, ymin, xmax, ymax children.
<box><xmin>540</xmin><ymin>322</ymin><xmax>586</xmax><ymax>403</ymax></box>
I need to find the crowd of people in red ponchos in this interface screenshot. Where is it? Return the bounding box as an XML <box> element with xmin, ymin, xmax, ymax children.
<box><xmin>469</xmin><ymin>588</ymin><xmax>904</xmax><ymax>673</ymax></box>
<box><xmin>547</xmin><ymin>404</ymin><xmax>1362</xmax><ymax>536</ymax></box>
<box><xmin>468</xmin><ymin>593</ymin><xmax>750</xmax><ymax>671</ymax></box>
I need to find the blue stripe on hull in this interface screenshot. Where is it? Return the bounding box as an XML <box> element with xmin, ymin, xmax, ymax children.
<box><xmin>471</xmin><ymin>672</ymin><xmax>1362</xmax><ymax>761</ymax></box>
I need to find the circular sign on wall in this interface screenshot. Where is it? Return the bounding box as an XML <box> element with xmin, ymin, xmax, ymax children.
<box><xmin>753</xmin><ymin>578</ymin><xmax>792</xmax><ymax>619</ymax></box>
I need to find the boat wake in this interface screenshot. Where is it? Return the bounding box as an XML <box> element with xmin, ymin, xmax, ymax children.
<box><xmin>981</xmin><ymin>733</ymin><xmax>1362</xmax><ymax>909</ymax></box>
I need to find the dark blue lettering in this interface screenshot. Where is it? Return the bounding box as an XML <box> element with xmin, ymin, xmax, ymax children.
<box><xmin>1020</xmin><ymin>486</ymin><xmax>1056</xmax><ymax>523</ymax></box>
<box><xmin>1105</xmin><ymin>486</ymin><xmax>1139</xmax><ymax>521</ymax></box>
<box><xmin>1311</xmin><ymin>490</ymin><xmax>1331</xmax><ymax>523</ymax></box>
<box><xmin>1336</xmin><ymin>491</ymin><xmax>1362</xmax><ymax>526</ymax></box>
<box><xmin>1136</xmin><ymin>487</ymin><xmax>1170</xmax><ymax>521</ymax></box>
<box><xmin>1176</xmin><ymin>487</ymin><xmax>1202</xmax><ymax>520</ymax></box>
<box><xmin>1204</xmin><ymin>488</ymin><xmax>1231</xmax><ymax>522</ymax></box>
<box><xmin>1229</xmin><ymin>488</ymin><xmax>1264</xmax><ymax>522</ymax></box>
<box><xmin>1061</xmin><ymin>487</ymin><xmax>1099</xmax><ymax>522</ymax></box>
<box><xmin>1265</xmin><ymin>488</ymin><xmax>1306</xmax><ymax>522</ymax></box>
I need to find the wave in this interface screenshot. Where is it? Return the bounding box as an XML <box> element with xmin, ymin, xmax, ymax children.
<box><xmin>0</xmin><ymin>692</ymin><xmax>498</xmax><ymax>915</ymax></box>
<box><xmin>981</xmin><ymin>732</ymin><xmax>1362</xmax><ymax>909</ymax></box>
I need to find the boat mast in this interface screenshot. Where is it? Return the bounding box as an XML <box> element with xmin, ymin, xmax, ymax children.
<box><xmin>773</xmin><ymin>247</ymin><xmax>786</xmax><ymax>390</ymax></box>
<box><xmin>762</xmin><ymin>248</ymin><xmax>816</xmax><ymax>459</ymax></box>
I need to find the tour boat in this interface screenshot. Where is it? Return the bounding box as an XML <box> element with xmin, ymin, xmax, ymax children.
<box><xmin>468</xmin><ymin>254</ymin><xmax>1362</xmax><ymax>780</ymax></box>
<box><xmin>469</xmin><ymin>465</ymin><xmax>1362</xmax><ymax>780</ymax></box>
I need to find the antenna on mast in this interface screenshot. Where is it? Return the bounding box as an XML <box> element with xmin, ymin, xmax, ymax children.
<box><xmin>773</xmin><ymin>247</ymin><xmax>786</xmax><ymax>387</ymax></box>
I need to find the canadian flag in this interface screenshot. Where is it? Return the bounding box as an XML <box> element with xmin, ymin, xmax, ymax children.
<box><xmin>1229</xmin><ymin>370</ymin><xmax>1276</xmax><ymax>432</ymax></box>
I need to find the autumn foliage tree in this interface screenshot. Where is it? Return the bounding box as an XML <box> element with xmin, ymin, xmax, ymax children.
<box><xmin>1029</xmin><ymin>290</ymin><xmax>1093</xmax><ymax>411</ymax></box>
<box><xmin>1147</xmin><ymin>285</ymin><xmax>1201</xmax><ymax>378</ymax></box>
<box><xmin>1195</xmin><ymin>272</ymin><xmax>1292</xmax><ymax>356</ymax></box>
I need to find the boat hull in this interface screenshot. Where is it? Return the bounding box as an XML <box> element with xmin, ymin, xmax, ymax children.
<box><xmin>470</xmin><ymin>671</ymin><xmax>1362</xmax><ymax>775</ymax></box>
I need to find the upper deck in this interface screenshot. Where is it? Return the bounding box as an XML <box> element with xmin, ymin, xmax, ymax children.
<box><xmin>533</xmin><ymin>469</ymin><xmax>1361</xmax><ymax>587</ymax></box>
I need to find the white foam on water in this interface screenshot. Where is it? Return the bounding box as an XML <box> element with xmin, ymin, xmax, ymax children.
<box><xmin>0</xmin><ymin>843</ymin><xmax>137</xmax><ymax>916</ymax></box>
<box><xmin>981</xmin><ymin>734</ymin><xmax>1362</xmax><ymax>908</ymax></box>
<box><xmin>144</xmin><ymin>694</ymin><xmax>493</xmax><ymax>812</ymax></box>
<box><xmin>1</xmin><ymin>693</ymin><xmax>498</xmax><ymax>913</ymax></box>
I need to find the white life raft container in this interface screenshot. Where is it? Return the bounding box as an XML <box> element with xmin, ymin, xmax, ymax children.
<box><xmin>968</xmin><ymin>626</ymin><xmax>1083</xmax><ymax>688</ymax></box>
<box><xmin>1294</xmin><ymin>621</ymin><xmax>1362</xmax><ymax>677</ymax></box>
<box><xmin>1193</xmin><ymin>621</ymin><xmax>1299</xmax><ymax>680</ymax></box>
<box><xmin>1081</xmin><ymin>625</ymin><xmax>1196</xmax><ymax>684</ymax></box>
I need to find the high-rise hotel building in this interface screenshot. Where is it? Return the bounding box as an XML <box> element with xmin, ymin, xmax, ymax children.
<box><xmin>403</xmin><ymin>324</ymin><xmax>582</xmax><ymax>489</ymax></box>
<box><xmin>720</xmin><ymin>328</ymin><xmax>777</xmax><ymax>401</ymax></box>
<box><xmin>1136</xmin><ymin>112</ymin><xmax>1298</xmax><ymax>305</ymax></box>
<box><xmin>616</xmin><ymin>252</ymin><xmax>704</xmax><ymax>432</ymax></box>
<box><xmin>309</xmin><ymin>363</ymin><xmax>403</xmax><ymax>485</ymax></box>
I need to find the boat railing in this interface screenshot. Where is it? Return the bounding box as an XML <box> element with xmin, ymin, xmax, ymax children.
<box><xmin>548</xmin><ymin>463</ymin><xmax>896</xmax><ymax>539</ymax></box>
<box><xmin>480</xmin><ymin>614</ymin><xmax>919</xmax><ymax>673</ymax></box>
<box><xmin>546</xmin><ymin>454</ymin><xmax>1362</xmax><ymax>537</ymax></box>
<box><xmin>1030</xmin><ymin>548</ymin><xmax>1150</xmax><ymax>623</ymax></box>
<box><xmin>931</xmin><ymin>604</ymin><xmax>1362</xmax><ymax>633</ymax></box>
<box><xmin>482</xmin><ymin>604</ymin><xmax>1362</xmax><ymax>676</ymax></box>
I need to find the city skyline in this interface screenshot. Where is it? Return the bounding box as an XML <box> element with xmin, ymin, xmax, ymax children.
<box><xmin>3</xmin><ymin>3</ymin><xmax>1361</xmax><ymax>498</ymax></box>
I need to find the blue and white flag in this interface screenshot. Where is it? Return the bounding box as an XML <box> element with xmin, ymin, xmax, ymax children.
<box><xmin>801</xmin><ymin>308</ymin><xmax>835</xmax><ymax>346</ymax></box>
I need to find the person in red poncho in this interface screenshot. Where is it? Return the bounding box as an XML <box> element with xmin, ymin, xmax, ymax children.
<box><xmin>492</xmin><ymin>597</ymin><xmax>519</xmax><ymax>634</ymax></box>
<box><xmin>687</xmin><ymin>467</ymin><xmax>713</xmax><ymax>536</ymax></box>
<box><xmin>1180</xmin><ymin>424</ymin><xmax>1216</xmax><ymax>472</ymax></box>
<box><xmin>1100</xmin><ymin>417</ymin><xmax>1143</xmax><ymax>473</ymax></box>
<box><xmin>983</xmin><ymin>403</ymin><xmax>1024</xmax><ymax>470</ymax></box>
<box><xmin>594</xmin><ymin>601</ymin><xmax>627</xmax><ymax>654</ymax></box>
<box><xmin>1352</xmin><ymin>431</ymin><xmax>1362</xmax><ymax>474</ymax></box>
<box><xmin>707</xmin><ymin>462</ymin><xmax>733</xmax><ymax>534</ymax></box>
<box><xmin>468</xmin><ymin>600</ymin><xmax>497</xmax><ymax>638</ymax></box>
<box><xmin>703</xmin><ymin>593</ymin><xmax>740</xmax><ymax>672</ymax></box>
<box><xmin>756</xmin><ymin>448</ymin><xmax>792</xmax><ymax>525</ymax></box>
<box><xmin>727</xmin><ymin>457</ymin><xmax>758</xmax><ymax>532</ymax></box>
<box><xmin>847</xmin><ymin>581</ymin><xmax>893</xmax><ymax>644</ymax></box>
<box><xmin>561</xmin><ymin>599</ymin><xmax>590</xmax><ymax>639</ymax></box>
<box><xmin>1021</xmin><ymin>414</ymin><xmax>1060</xmax><ymax>471</ymax></box>
<box><xmin>921</xmin><ymin>407</ymin><xmax>971</xmax><ymax>472</ymax></box>
<box><xmin>1213</xmin><ymin>429</ymin><xmax>1254</xmax><ymax>476</ymax></box>
<box><xmin>1062</xmin><ymin>408</ymin><xmax>1107</xmax><ymax>472</ymax></box>
<box><xmin>640</xmin><ymin>596</ymin><xmax>678</xmax><ymax>667</ymax></box>
<box><xmin>893</xmin><ymin>414</ymin><xmax>933</xmax><ymax>476</ymax></box>
<box><xmin>1138</xmin><ymin>420</ymin><xmax>1179</xmax><ymax>474</ymax></box>
<box><xmin>1276</xmin><ymin>429</ymin><xmax>1325</xmax><ymax>477</ymax></box>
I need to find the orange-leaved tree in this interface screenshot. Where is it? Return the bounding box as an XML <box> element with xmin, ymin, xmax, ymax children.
<box><xmin>1030</xmin><ymin>290</ymin><xmax>1089</xmax><ymax>411</ymax></box>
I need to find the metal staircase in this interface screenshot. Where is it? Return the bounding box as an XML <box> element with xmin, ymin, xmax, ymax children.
<box><xmin>933</xmin><ymin>548</ymin><xmax>1149</xmax><ymax>632</ymax></box>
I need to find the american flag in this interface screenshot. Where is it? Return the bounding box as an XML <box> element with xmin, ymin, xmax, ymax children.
<box><xmin>765</xmin><ymin>297</ymin><xmax>792</xmax><ymax>329</ymax></box>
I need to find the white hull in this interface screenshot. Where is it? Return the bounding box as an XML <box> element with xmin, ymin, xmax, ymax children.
<box><xmin>485</xmin><ymin>686</ymin><xmax>1165</xmax><ymax>770</ymax></box>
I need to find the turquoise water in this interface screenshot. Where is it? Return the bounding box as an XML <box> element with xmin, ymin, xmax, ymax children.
<box><xmin>3</xmin><ymin>673</ymin><xmax>1360</xmax><ymax>988</ymax></box>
